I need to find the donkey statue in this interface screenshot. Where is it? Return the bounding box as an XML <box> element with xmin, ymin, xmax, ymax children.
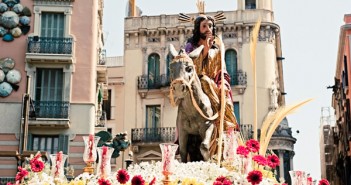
<box><xmin>169</xmin><ymin>44</ymin><xmax>219</xmax><ymax>162</ymax></box>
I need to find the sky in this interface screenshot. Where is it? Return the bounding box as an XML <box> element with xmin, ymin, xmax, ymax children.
<box><xmin>103</xmin><ymin>0</ymin><xmax>351</xmax><ymax>180</ymax></box>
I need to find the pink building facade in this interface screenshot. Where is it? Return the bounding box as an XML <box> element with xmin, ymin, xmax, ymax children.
<box><xmin>0</xmin><ymin>0</ymin><xmax>106</xmax><ymax>177</ymax></box>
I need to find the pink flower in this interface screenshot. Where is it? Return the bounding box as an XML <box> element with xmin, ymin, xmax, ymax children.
<box><xmin>30</xmin><ymin>159</ymin><xmax>45</xmax><ymax>172</ymax></box>
<box><xmin>266</xmin><ymin>154</ymin><xmax>280</xmax><ymax>168</ymax></box>
<box><xmin>318</xmin><ymin>179</ymin><xmax>330</xmax><ymax>185</ymax></box>
<box><xmin>15</xmin><ymin>167</ymin><xmax>28</xmax><ymax>181</ymax></box>
<box><xmin>131</xmin><ymin>175</ymin><xmax>145</xmax><ymax>185</ymax></box>
<box><xmin>149</xmin><ymin>177</ymin><xmax>156</xmax><ymax>185</ymax></box>
<box><xmin>213</xmin><ymin>182</ymin><xmax>222</xmax><ymax>185</ymax></box>
<box><xmin>252</xmin><ymin>155</ymin><xmax>267</xmax><ymax>166</ymax></box>
<box><xmin>247</xmin><ymin>170</ymin><xmax>263</xmax><ymax>185</ymax></box>
<box><xmin>236</xmin><ymin>146</ymin><xmax>249</xmax><ymax>158</ymax></box>
<box><xmin>117</xmin><ymin>169</ymin><xmax>130</xmax><ymax>184</ymax></box>
<box><xmin>245</xmin><ymin>139</ymin><xmax>260</xmax><ymax>153</ymax></box>
<box><xmin>213</xmin><ymin>176</ymin><xmax>232</xmax><ymax>185</ymax></box>
<box><xmin>98</xmin><ymin>178</ymin><xmax>112</xmax><ymax>185</ymax></box>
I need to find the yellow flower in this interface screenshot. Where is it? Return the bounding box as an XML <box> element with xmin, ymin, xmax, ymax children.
<box><xmin>181</xmin><ymin>178</ymin><xmax>203</xmax><ymax>185</ymax></box>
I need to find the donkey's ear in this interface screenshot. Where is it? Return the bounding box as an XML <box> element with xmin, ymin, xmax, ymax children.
<box><xmin>188</xmin><ymin>45</ymin><xmax>204</xmax><ymax>58</ymax></box>
<box><xmin>169</xmin><ymin>44</ymin><xmax>178</xmax><ymax>57</ymax></box>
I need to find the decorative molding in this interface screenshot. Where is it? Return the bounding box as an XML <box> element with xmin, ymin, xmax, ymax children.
<box><xmin>148</xmin><ymin>37</ymin><xmax>160</xmax><ymax>43</ymax></box>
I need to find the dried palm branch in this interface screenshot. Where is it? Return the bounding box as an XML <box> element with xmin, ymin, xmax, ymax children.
<box><xmin>259</xmin><ymin>98</ymin><xmax>313</xmax><ymax>155</ymax></box>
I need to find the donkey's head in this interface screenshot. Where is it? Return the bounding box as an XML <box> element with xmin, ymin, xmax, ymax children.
<box><xmin>169</xmin><ymin>44</ymin><xmax>203</xmax><ymax>101</ymax></box>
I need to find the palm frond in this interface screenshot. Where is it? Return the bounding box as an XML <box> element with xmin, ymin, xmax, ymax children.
<box><xmin>250</xmin><ymin>18</ymin><xmax>261</xmax><ymax>67</ymax></box>
<box><xmin>259</xmin><ymin>98</ymin><xmax>313</xmax><ymax>155</ymax></box>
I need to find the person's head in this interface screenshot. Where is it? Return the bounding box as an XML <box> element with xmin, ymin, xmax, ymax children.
<box><xmin>191</xmin><ymin>15</ymin><xmax>216</xmax><ymax>46</ymax></box>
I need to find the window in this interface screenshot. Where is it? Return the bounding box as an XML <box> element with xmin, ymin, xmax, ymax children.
<box><xmin>102</xmin><ymin>90</ymin><xmax>112</xmax><ymax>120</ymax></box>
<box><xmin>245</xmin><ymin>0</ymin><xmax>256</xmax><ymax>9</ymax></box>
<box><xmin>146</xmin><ymin>105</ymin><xmax>160</xmax><ymax>128</ymax></box>
<box><xmin>35</xmin><ymin>68</ymin><xmax>68</xmax><ymax>118</ymax></box>
<box><xmin>225</xmin><ymin>49</ymin><xmax>238</xmax><ymax>85</ymax></box>
<box><xmin>41</xmin><ymin>12</ymin><xmax>64</xmax><ymax>38</ymax></box>
<box><xmin>162</xmin><ymin>53</ymin><xmax>174</xmax><ymax>86</ymax></box>
<box><xmin>233</xmin><ymin>102</ymin><xmax>240</xmax><ymax>124</ymax></box>
<box><xmin>27</xmin><ymin>134</ymin><xmax>69</xmax><ymax>155</ymax></box>
<box><xmin>148</xmin><ymin>54</ymin><xmax>160</xmax><ymax>89</ymax></box>
<box><xmin>35</xmin><ymin>68</ymin><xmax>63</xmax><ymax>101</ymax></box>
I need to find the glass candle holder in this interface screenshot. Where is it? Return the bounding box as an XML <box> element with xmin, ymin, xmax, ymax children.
<box><xmin>289</xmin><ymin>170</ymin><xmax>307</xmax><ymax>185</ymax></box>
<box><xmin>50</xmin><ymin>151</ymin><xmax>68</xmax><ymax>179</ymax></box>
<box><xmin>83</xmin><ymin>135</ymin><xmax>100</xmax><ymax>174</ymax></box>
<box><xmin>223</xmin><ymin>129</ymin><xmax>240</xmax><ymax>161</ymax></box>
<box><xmin>159</xmin><ymin>143</ymin><xmax>178</xmax><ymax>175</ymax></box>
<box><xmin>96</xmin><ymin>146</ymin><xmax>114</xmax><ymax>178</ymax></box>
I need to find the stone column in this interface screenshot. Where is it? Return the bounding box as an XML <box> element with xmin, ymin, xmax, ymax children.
<box><xmin>142</xmin><ymin>47</ymin><xmax>148</xmax><ymax>75</ymax></box>
<box><xmin>278</xmin><ymin>150</ymin><xmax>284</xmax><ymax>179</ymax></box>
<box><xmin>290</xmin><ymin>151</ymin><xmax>295</xmax><ymax>171</ymax></box>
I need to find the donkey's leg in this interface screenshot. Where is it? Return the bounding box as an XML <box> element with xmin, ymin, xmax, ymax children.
<box><xmin>200</xmin><ymin>122</ymin><xmax>214</xmax><ymax>161</ymax></box>
<box><xmin>179</xmin><ymin>130</ymin><xmax>188</xmax><ymax>162</ymax></box>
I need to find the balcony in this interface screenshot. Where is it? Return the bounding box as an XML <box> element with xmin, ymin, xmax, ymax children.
<box><xmin>0</xmin><ymin>177</ymin><xmax>15</xmax><ymax>185</ymax></box>
<box><xmin>131</xmin><ymin>127</ymin><xmax>176</xmax><ymax>143</ymax></box>
<box><xmin>240</xmin><ymin>124</ymin><xmax>253</xmax><ymax>141</ymax></box>
<box><xmin>97</xmin><ymin>49</ymin><xmax>107</xmax><ymax>84</ymax></box>
<box><xmin>26</xmin><ymin>36</ymin><xmax>74</xmax><ymax>63</ymax></box>
<box><xmin>137</xmin><ymin>74</ymin><xmax>171</xmax><ymax>98</ymax></box>
<box><xmin>131</xmin><ymin>125</ymin><xmax>252</xmax><ymax>144</ymax></box>
<box><xmin>28</xmin><ymin>101</ymin><xmax>70</xmax><ymax>128</ymax></box>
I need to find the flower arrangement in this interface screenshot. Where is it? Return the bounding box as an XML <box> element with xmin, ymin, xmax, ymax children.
<box><xmin>5</xmin><ymin>139</ymin><xmax>330</xmax><ymax>185</ymax></box>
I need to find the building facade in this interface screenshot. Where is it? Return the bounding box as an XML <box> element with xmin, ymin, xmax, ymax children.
<box><xmin>0</xmin><ymin>0</ymin><xmax>106</xmax><ymax>177</ymax></box>
<box><xmin>329</xmin><ymin>14</ymin><xmax>351</xmax><ymax>185</ymax></box>
<box><xmin>105</xmin><ymin>0</ymin><xmax>296</xmax><ymax>182</ymax></box>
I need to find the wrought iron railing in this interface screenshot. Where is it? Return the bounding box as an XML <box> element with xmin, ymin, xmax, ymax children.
<box><xmin>27</xmin><ymin>36</ymin><xmax>73</xmax><ymax>54</ymax></box>
<box><xmin>30</xmin><ymin>101</ymin><xmax>70</xmax><ymax>119</ymax></box>
<box><xmin>240</xmin><ymin>124</ymin><xmax>253</xmax><ymax>141</ymax></box>
<box><xmin>98</xmin><ymin>49</ymin><xmax>106</xmax><ymax>65</ymax></box>
<box><xmin>229</xmin><ymin>70</ymin><xmax>247</xmax><ymax>86</ymax></box>
<box><xmin>131</xmin><ymin>127</ymin><xmax>176</xmax><ymax>143</ymax></box>
<box><xmin>0</xmin><ymin>177</ymin><xmax>15</xmax><ymax>185</ymax></box>
<box><xmin>95</xmin><ymin>111</ymin><xmax>106</xmax><ymax>127</ymax></box>
<box><xmin>138</xmin><ymin>74</ymin><xmax>162</xmax><ymax>89</ymax></box>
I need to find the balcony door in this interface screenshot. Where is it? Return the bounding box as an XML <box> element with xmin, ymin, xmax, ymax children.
<box><xmin>41</xmin><ymin>12</ymin><xmax>64</xmax><ymax>38</ymax></box>
<box><xmin>40</xmin><ymin>12</ymin><xmax>66</xmax><ymax>54</ymax></box>
<box><xmin>145</xmin><ymin>105</ymin><xmax>161</xmax><ymax>142</ymax></box>
<box><xmin>148</xmin><ymin>54</ymin><xmax>160</xmax><ymax>89</ymax></box>
<box><xmin>35</xmin><ymin>68</ymin><xmax>66</xmax><ymax>118</ymax></box>
<box><xmin>225</xmin><ymin>49</ymin><xmax>238</xmax><ymax>85</ymax></box>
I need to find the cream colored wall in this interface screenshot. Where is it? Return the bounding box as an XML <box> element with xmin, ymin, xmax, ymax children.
<box><xmin>124</xmin><ymin>49</ymin><xmax>143</xmax><ymax>131</ymax></box>
<box><xmin>240</xmin><ymin>42</ymin><xmax>277</xmax><ymax>128</ymax></box>
<box><xmin>106</xmin><ymin>66</ymin><xmax>126</xmax><ymax>167</ymax></box>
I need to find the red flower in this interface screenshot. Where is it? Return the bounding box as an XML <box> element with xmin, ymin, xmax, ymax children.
<box><xmin>149</xmin><ymin>177</ymin><xmax>156</xmax><ymax>185</ymax></box>
<box><xmin>245</xmin><ymin>139</ymin><xmax>260</xmax><ymax>153</ymax></box>
<box><xmin>247</xmin><ymin>170</ymin><xmax>263</xmax><ymax>185</ymax></box>
<box><xmin>318</xmin><ymin>179</ymin><xmax>330</xmax><ymax>185</ymax></box>
<box><xmin>98</xmin><ymin>178</ymin><xmax>112</xmax><ymax>185</ymax></box>
<box><xmin>131</xmin><ymin>175</ymin><xmax>145</xmax><ymax>185</ymax></box>
<box><xmin>213</xmin><ymin>182</ymin><xmax>222</xmax><ymax>185</ymax></box>
<box><xmin>213</xmin><ymin>176</ymin><xmax>232</xmax><ymax>185</ymax></box>
<box><xmin>30</xmin><ymin>159</ymin><xmax>44</xmax><ymax>172</ymax></box>
<box><xmin>236</xmin><ymin>146</ymin><xmax>249</xmax><ymax>158</ymax></box>
<box><xmin>117</xmin><ymin>169</ymin><xmax>130</xmax><ymax>184</ymax></box>
<box><xmin>215</xmin><ymin>176</ymin><xmax>227</xmax><ymax>182</ymax></box>
<box><xmin>266</xmin><ymin>154</ymin><xmax>280</xmax><ymax>168</ymax></box>
<box><xmin>15</xmin><ymin>167</ymin><xmax>28</xmax><ymax>181</ymax></box>
<box><xmin>252</xmin><ymin>155</ymin><xmax>267</xmax><ymax>166</ymax></box>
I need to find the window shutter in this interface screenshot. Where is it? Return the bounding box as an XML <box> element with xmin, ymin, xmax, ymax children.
<box><xmin>27</xmin><ymin>133</ymin><xmax>33</xmax><ymax>151</ymax></box>
<box><xmin>233</xmin><ymin>102</ymin><xmax>240</xmax><ymax>125</ymax></box>
<box><xmin>58</xmin><ymin>135</ymin><xmax>69</xmax><ymax>154</ymax></box>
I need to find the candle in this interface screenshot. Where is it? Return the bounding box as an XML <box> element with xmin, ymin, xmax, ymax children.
<box><xmin>88</xmin><ymin>134</ymin><xmax>94</xmax><ymax>161</ymax></box>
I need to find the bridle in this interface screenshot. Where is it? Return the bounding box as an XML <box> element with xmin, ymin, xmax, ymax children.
<box><xmin>169</xmin><ymin>58</ymin><xmax>218</xmax><ymax>121</ymax></box>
